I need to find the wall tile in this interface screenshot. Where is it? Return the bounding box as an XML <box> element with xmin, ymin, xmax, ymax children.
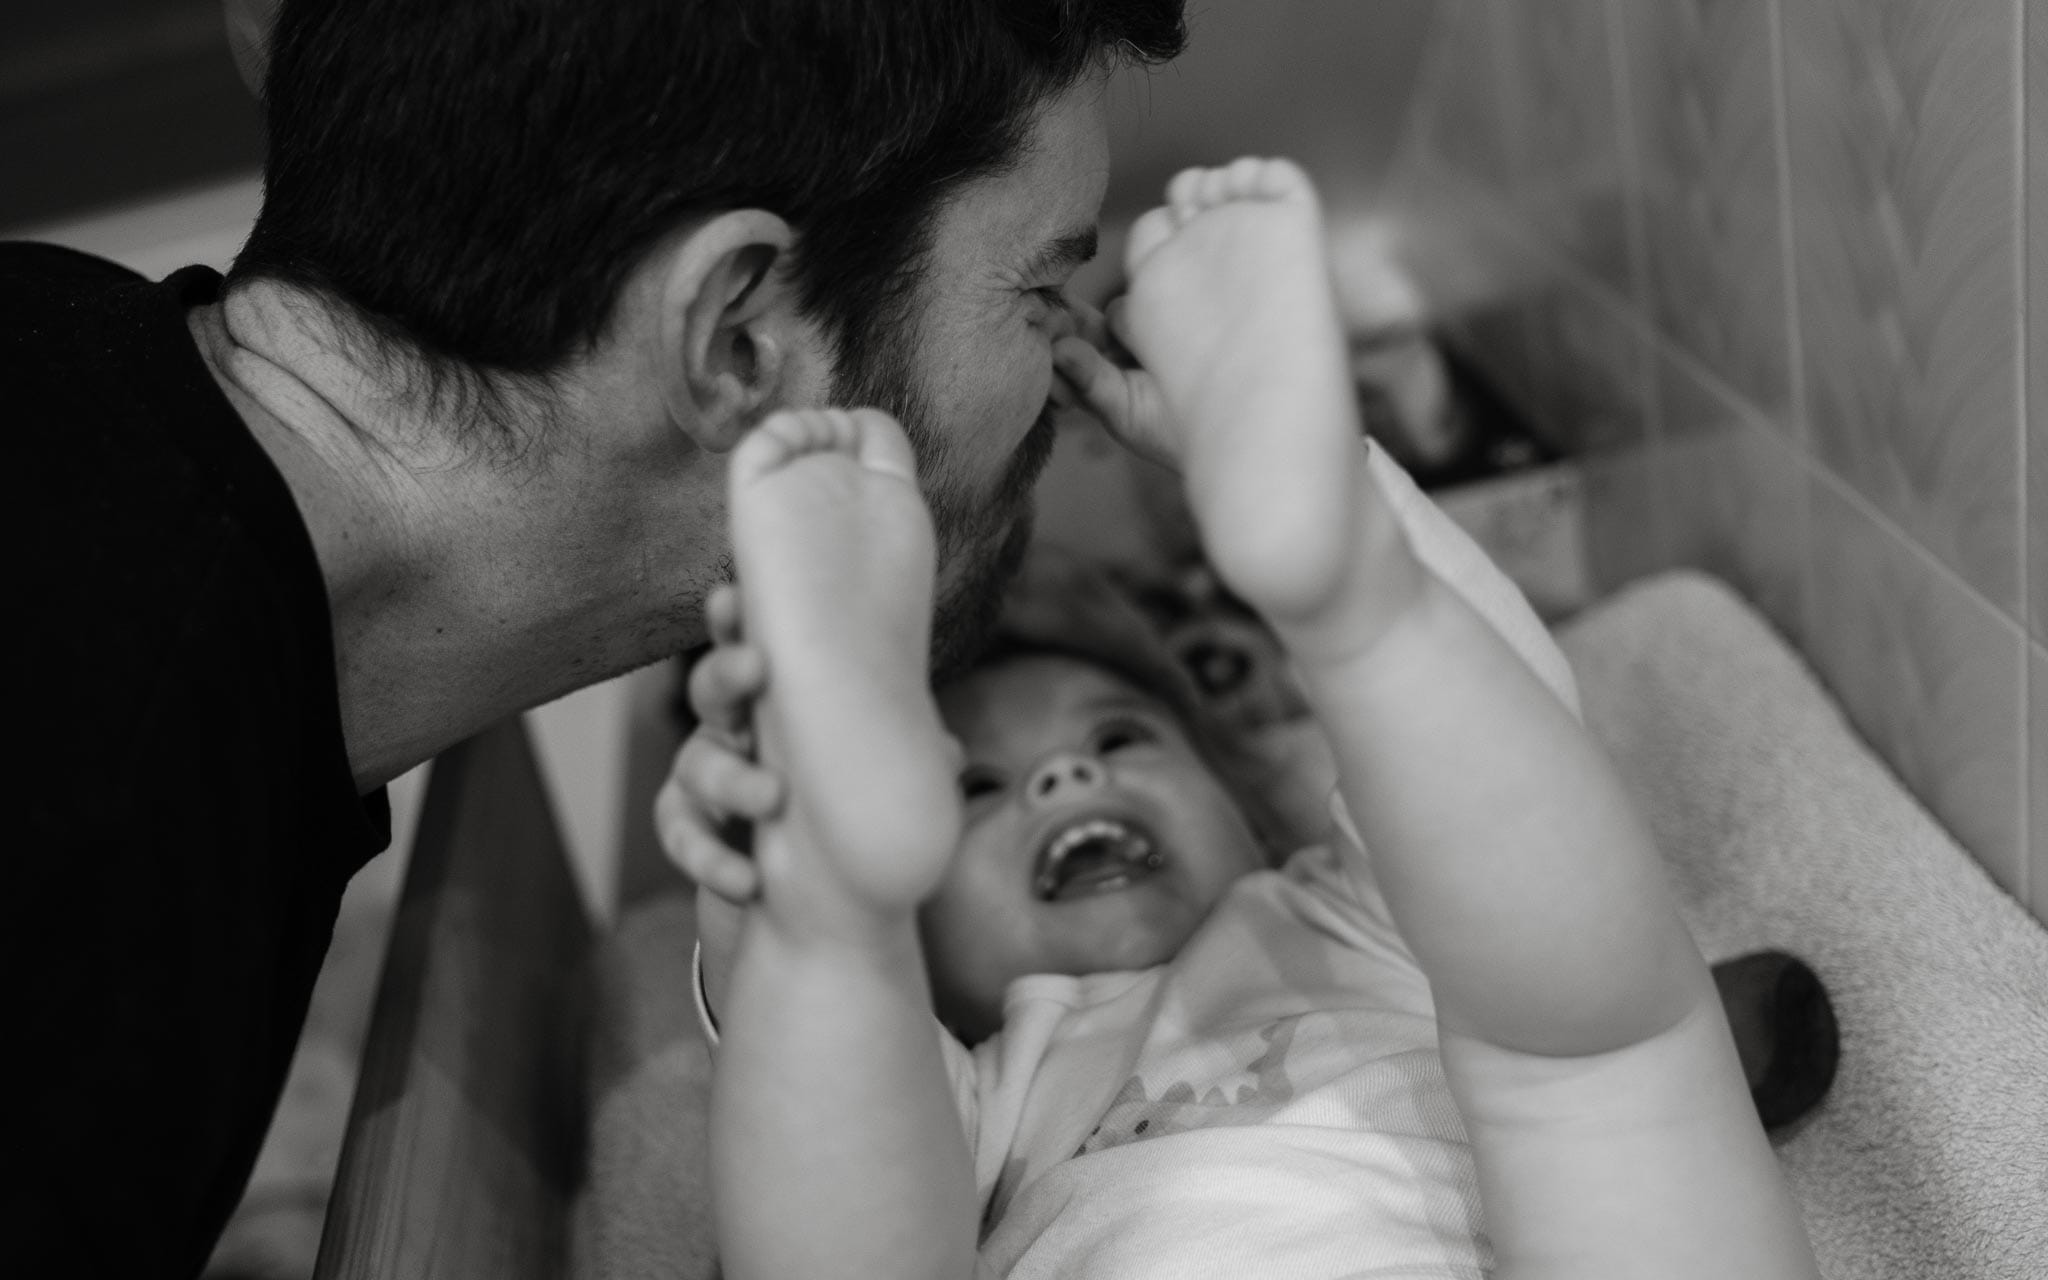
<box><xmin>1581</xmin><ymin>445</ymin><xmax>1670</xmax><ymax>595</ymax></box>
<box><xmin>2029</xmin><ymin>0</ymin><xmax>2046</xmax><ymax>642</ymax></box>
<box><xmin>1375</xmin><ymin>184</ymin><xmax>1558</xmax><ymax>431</ymax></box>
<box><xmin>1616</xmin><ymin>0</ymin><xmax>1793</xmax><ymax>419</ymax></box>
<box><xmin>1803</xmin><ymin>478</ymin><xmax>2030</xmax><ymax>899</ymax></box>
<box><xmin>1782</xmin><ymin>0</ymin><xmax>2025</xmax><ymax>616</ymax></box>
<box><xmin>1493</xmin><ymin>0</ymin><xmax>1637</xmax><ymax>296</ymax></box>
<box><xmin>1381</xmin><ymin>0</ymin><xmax>2041</xmax><ymax>917</ymax></box>
<box><xmin>2030</xmin><ymin>644</ymin><xmax>2046</xmax><ymax>921</ymax></box>
<box><xmin>1510</xmin><ymin>275</ymin><xmax>1662</xmax><ymax>592</ymax></box>
<box><xmin>1653</xmin><ymin>343</ymin><xmax>1810</xmax><ymax>646</ymax></box>
<box><xmin>1396</xmin><ymin>1</ymin><xmax>1517</xmax><ymax>195</ymax></box>
<box><xmin>1519</xmin><ymin>271</ymin><xmax>1654</xmax><ymax>454</ymax></box>
<box><xmin>1442</xmin><ymin>302</ymin><xmax>1543</xmax><ymax>433</ymax></box>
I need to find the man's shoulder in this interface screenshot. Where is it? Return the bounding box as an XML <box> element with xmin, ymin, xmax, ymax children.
<box><xmin>7</xmin><ymin>244</ymin><xmax>233</xmax><ymax>558</ymax></box>
<box><xmin>3</xmin><ymin>243</ymin><xmax>189</xmax><ymax>416</ymax></box>
<box><xmin>10</xmin><ymin>245</ymin><xmax>318</xmax><ymax>791</ymax></box>
<box><xmin>0</xmin><ymin>242</ymin><xmax>149</xmax><ymax>348</ymax></box>
<box><xmin>0</xmin><ymin>239</ymin><xmax>146</xmax><ymax>289</ymax></box>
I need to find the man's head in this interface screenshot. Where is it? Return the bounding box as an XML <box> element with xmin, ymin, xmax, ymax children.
<box><xmin>232</xmin><ymin>0</ymin><xmax>1184</xmax><ymax>662</ymax></box>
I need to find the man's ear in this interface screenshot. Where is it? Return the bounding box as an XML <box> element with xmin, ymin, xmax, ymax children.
<box><xmin>651</xmin><ymin>210</ymin><xmax>809</xmax><ymax>453</ymax></box>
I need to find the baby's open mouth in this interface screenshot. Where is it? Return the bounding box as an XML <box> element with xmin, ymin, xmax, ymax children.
<box><xmin>1033</xmin><ymin>816</ymin><xmax>1165</xmax><ymax>901</ymax></box>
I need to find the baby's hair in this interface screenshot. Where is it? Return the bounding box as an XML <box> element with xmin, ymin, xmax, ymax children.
<box><xmin>948</xmin><ymin>629</ymin><xmax>1295</xmax><ymax>864</ymax></box>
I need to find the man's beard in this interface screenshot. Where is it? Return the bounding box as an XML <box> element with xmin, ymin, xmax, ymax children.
<box><xmin>832</xmin><ymin>331</ymin><xmax>1056</xmax><ymax>681</ymax></box>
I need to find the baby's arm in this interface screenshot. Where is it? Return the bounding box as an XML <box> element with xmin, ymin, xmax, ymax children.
<box><xmin>1086</xmin><ymin>159</ymin><xmax>1814</xmax><ymax>1278</ymax></box>
<box><xmin>697</xmin><ymin>409</ymin><xmax>976</xmax><ymax>1280</ymax></box>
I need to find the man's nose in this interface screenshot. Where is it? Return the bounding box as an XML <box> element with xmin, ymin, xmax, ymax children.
<box><xmin>1027</xmin><ymin>752</ymin><xmax>1105</xmax><ymax>803</ymax></box>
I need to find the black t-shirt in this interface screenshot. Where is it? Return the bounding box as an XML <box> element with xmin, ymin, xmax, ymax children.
<box><xmin>6</xmin><ymin>243</ymin><xmax>391</xmax><ymax>1278</ymax></box>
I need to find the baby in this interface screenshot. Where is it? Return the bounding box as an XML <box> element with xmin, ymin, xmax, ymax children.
<box><xmin>667</xmin><ymin>159</ymin><xmax>1818</xmax><ymax>1279</ymax></box>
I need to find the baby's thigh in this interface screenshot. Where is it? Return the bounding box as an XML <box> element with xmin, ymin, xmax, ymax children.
<box><xmin>1445</xmin><ymin>1008</ymin><xmax>1808</xmax><ymax>1279</ymax></box>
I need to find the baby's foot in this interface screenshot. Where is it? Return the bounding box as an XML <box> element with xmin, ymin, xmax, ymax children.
<box><xmin>728</xmin><ymin>408</ymin><xmax>962</xmax><ymax>916</ymax></box>
<box><xmin>1118</xmin><ymin>158</ymin><xmax>1368</xmax><ymax>629</ymax></box>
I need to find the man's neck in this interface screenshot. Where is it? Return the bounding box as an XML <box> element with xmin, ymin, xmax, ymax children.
<box><xmin>187</xmin><ymin>281</ymin><xmax>714</xmax><ymax>791</ymax></box>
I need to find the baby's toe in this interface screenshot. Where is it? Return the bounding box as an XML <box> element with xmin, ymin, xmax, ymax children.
<box><xmin>1167</xmin><ymin>165</ymin><xmax>1208</xmax><ymax>218</ymax></box>
<box><xmin>1125</xmin><ymin>204</ymin><xmax>1181</xmax><ymax>272</ymax></box>
<box><xmin>847</xmin><ymin>407</ymin><xmax>917</xmax><ymax>480</ymax></box>
<box><xmin>1253</xmin><ymin>157</ymin><xmax>1315</xmax><ymax>203</ymax></box>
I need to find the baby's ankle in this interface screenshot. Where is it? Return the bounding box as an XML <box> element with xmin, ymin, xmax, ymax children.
<box><xmin>1270</xmin><ymin>518</ymin><xmax>1430</xmax><ymax>672</ymax></box>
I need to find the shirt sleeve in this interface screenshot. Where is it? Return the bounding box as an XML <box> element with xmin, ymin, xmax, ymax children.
<box><xmin>1295</xmin><ymin>790</ymin><xmax>1421</xmax><ymax>968</ymax></box>
<box><xmin>937</xmin><ymin>1019</ymin><xmax>982</xmax><ymax>1159</ymax></box>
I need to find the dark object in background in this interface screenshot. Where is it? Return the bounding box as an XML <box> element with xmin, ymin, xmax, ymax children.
<box><xmin>1715</xmin><ymin>949</ymin><xmax>1842</xmax><ymax>1133</ymax></box>
<box><xmin>1353</xmin><ymin>330</ymin><xmax>1557</xmax><ymax>492</ymax></box>
<box><xmin>0</xmin><ymin>1</ymin><xmax>262</xmax><ymax>231</ymax></box>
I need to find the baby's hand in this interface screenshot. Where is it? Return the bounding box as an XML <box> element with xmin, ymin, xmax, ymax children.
<box><xmin>1050</xmin><ymin>299</ymin><xmax>1180</xmax><ymax>470</ymax></box>
<box><xmin>654</xmin><ymin>582</ymin><xmax>785</xmax><ymax>904</ymax></box>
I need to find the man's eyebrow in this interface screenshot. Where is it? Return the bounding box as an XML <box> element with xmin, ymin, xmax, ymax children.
<box><xmin>1022</xmin><ymin>225</ymin><xmax>1100</xmax><ymax>279</ymax></box>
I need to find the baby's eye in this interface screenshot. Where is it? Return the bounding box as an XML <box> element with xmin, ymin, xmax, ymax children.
<box><xmin>959</xmin><ymin>767</ymin><xmax>1005</xmax><ymax>801</ymax></box>
<box><xmin>1094</xmin><ymin>719</ymin><xmax>1156</xmax><ymax>754</ymax></box>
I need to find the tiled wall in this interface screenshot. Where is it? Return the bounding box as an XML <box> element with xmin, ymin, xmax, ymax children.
<box><xmin>1376</xmin><ymin>0</ymin><xmax>2043</xmax><ymax>922</ymax></box>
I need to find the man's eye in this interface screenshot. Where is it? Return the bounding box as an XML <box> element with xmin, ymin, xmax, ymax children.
<box><xmin>959</xmin><ymin>768</ymin><xmax>1004</xmax><ymax>800</ymax></box>
<box><xmin>1031</xmin><ymin>285</ymin><xmax>1071</xmax><ymax>313</ymax></box>
<box><xmin>1095</xmin><ymin>720</ymin><xmax>1155</xmax><ymax>754</ymax></box>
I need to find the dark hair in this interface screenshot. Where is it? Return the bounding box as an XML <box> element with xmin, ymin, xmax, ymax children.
<box><xmin>231</xmin><ymin>0</ymin><xmax>1184</xmax><ymax>441</ymax></box>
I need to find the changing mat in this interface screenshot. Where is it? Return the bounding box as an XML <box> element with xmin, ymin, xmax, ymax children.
<box><xmin>1558</xmin><ymin>571</ymin><xmax>2048</xmax><ymax>1280</ymax></box>
<box><xmin>573</xmin><ymin>569</ymin><xmax>2048</xmax><ymax>1279</ymax></box>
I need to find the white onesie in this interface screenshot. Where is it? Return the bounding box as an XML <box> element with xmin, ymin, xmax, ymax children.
<box><xmin>936</xmin><ymin>802</ymin><xmax>1491</xmax><ymax>1280</ymax></box>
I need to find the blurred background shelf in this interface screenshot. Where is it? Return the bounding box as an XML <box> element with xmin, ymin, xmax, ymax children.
<box><xmin>1</xmin><ymin>0</ymin><xmax>261</xmax><ymax>233</ymax></box>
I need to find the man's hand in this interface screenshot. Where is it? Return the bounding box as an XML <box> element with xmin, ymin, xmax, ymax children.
<box><xmin>654</xmin><ymin>582</ymin><xmax>785</xmax><ymax>904</ymax></box>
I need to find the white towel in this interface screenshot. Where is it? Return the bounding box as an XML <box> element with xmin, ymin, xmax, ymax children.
<box><xmin>1559</xmin><ymin>570</ymin><xmax>2048</xmax><ymax>1280</ymax></box>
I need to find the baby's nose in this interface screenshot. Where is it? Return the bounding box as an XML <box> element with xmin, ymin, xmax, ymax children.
<box><xmin>1027</xmin><ymin>752</ymin><xmax>1105</xmax><ymax>802</ymax></box>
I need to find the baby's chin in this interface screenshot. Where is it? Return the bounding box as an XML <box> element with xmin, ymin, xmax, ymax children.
<box><xmin>1060</xmin><ymin>888</ymin><xmax>1215</xmax><ymax>974</ymax></box>
<box><xmin>938</xmin><ymin>921</ymin><xmax>1193</xmax><ymax>1047</ymax></box>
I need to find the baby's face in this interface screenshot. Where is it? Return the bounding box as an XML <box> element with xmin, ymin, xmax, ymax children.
<box><xmin>921</xmin><ymin>654</ymin><xmax>1268</xmax><ymax>1041</ymax></box>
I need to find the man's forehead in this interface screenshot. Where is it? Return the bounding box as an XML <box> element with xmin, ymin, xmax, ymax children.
<box><xmin>933</xmin><ymin>79</ymin><xmax>1112</xmax><ymax>272</ymax></box>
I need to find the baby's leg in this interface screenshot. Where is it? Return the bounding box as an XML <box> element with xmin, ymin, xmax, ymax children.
<box><xmin>1118</xmin><ymin>158</ymin><xmax>1379</xmax><ymax>632</ymax></box>
<box><xmin>716</xmin><ymin>409</ymin><xmax>978</xmax><ymax>1280</ymax></box>
<box><xmin>727</xmin><ymin>408</ymin><xmax>961</xmax><ymax>912</ymax></box>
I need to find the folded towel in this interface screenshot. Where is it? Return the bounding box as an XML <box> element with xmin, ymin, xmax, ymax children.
<box><xmin>1558</xmin><ymin>570</ymin><xmax>2048</xmax><ymax>1280</ymax></box>
<box><xmin>572</xmin><ymin>892</ymin><xmax>719</xmax><ymax>1280</ymax></box>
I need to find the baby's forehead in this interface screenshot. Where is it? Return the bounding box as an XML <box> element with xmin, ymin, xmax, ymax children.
<box><xmin>936</xmin><ymin>652</ymin><xmax>1173</xmax><ymax>736</ymax></box>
